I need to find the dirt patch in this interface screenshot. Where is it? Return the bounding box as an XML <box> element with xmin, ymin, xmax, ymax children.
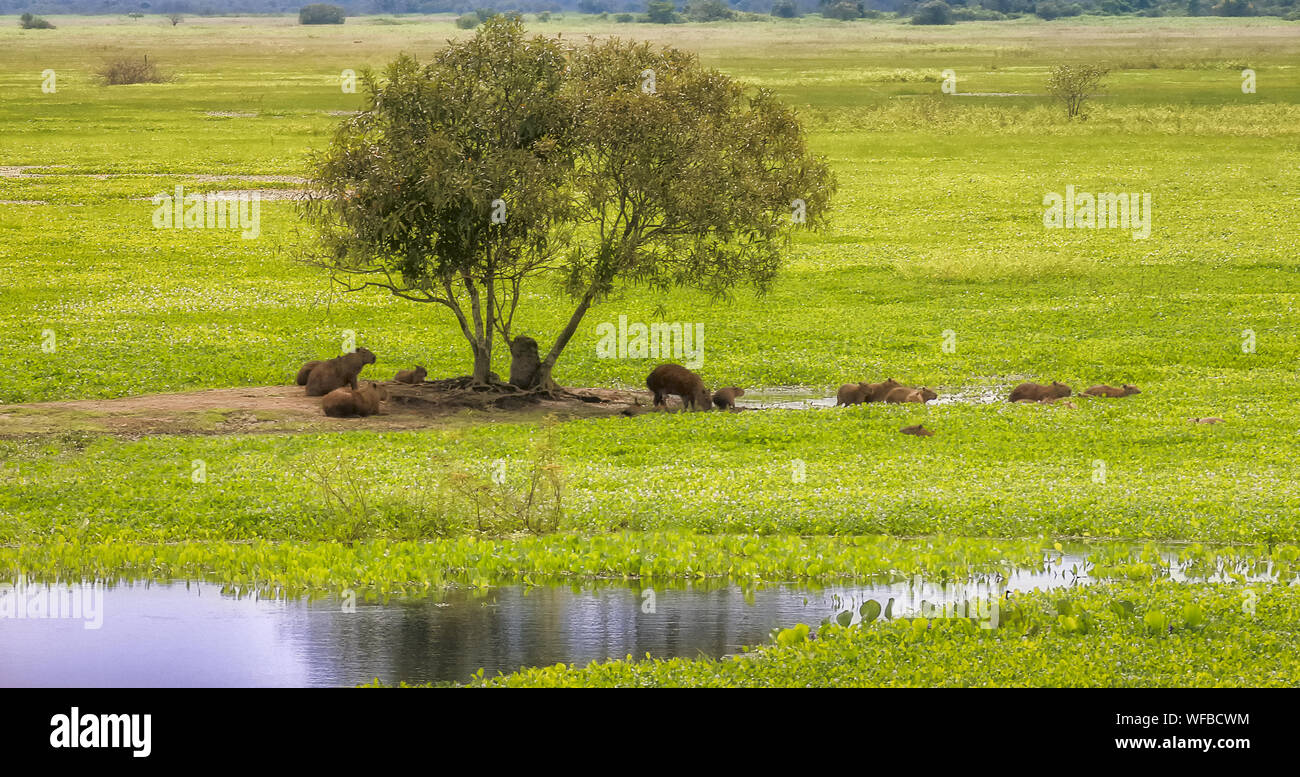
<box><xmin>0</xmin><ymin>382</ymin><xmax>676</xmax><ymax>439</ymax></box>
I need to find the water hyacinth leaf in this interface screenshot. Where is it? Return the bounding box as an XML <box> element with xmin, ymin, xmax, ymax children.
<box><xmin>836</xmin><ymin>610</ymin><xmax>853</xmax><ymax>627</ymax></box>
<box><xmin>860</xmin><ymin>599</ymin><xmax>881</xmax><ymax>623</ymax></box>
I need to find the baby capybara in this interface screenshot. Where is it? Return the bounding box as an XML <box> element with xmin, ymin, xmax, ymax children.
<box><xmin>646</xmin><ymin>364</ymin><xmax>711</xmax><ymax>411</ymax></box>
<box><xmin>305</xmin><ymin>347</ymin><xmax>377</xmax><ymax>397</ymax></box>
<box><xmin>900</xmin><ymin>424</ymin><xmax>934</xmax><ymax>437</ymax></box>
<box><xmin>295</xmin><ymin>360</ymin><xmax>322</xmax><ymax>386</ymax></box>
<box><xmin>1083</xmin><ymin>384</ymin><xmax>1141</xmax><ymax>398</ymax></box>
<box><xmin>322</xmin><ymin>381</ymin><xmax>388</xmax><ymax>418</ymax></box>
<box><xmin>394</xmin><ymin>365</ymin><xmax>427</xmax><ymax>384</ymax></box>
<box><xmin>1009</xmin><ymin>381</ymin><xmax>1071</xmax><ymax>403</ymax></box>
<box><xmin>712</xmin><ymin>386</ymin><xmax>745</xmax><ymax>410</ymax></box>
<box><xmin>883</xmin><ymin>386</ymin><xmax>938</xmax><ymax>404</ymax></box>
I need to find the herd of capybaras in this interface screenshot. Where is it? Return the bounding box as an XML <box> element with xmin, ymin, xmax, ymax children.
<box><xmin>292</xmin><ymin>352</ymin><xmax>1170</xmax><ymax>434</ymax></box>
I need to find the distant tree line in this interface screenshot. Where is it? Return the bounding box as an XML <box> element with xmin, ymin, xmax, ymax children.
<box><xmin>4</xmin><ymin>0</ymin><xmax>1296</xmax><ymax>20</ymax></box>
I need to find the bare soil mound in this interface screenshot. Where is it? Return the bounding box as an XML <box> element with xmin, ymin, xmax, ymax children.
<box><xmin>0</xmin><ymin>381</ymin><xmax>665</xmax><ymax>439</ymax></box>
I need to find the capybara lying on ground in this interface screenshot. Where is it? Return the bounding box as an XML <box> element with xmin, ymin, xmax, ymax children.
<box><xmin>322</xmin><ymin>381</ymin><xmax>388</xmax><ymax>418</ymax></box>
<box><xmin>883</xmin><ymin>386</ymin><xmax>938</xmax><ymax>404</ymax></box>
<box><xmin>647</xmin><ymin>363</ymin><xmax>711</xmax><ymax>411</ymax></box>
<box><xmin>1190</xmin><ymin>417</ymin><xmax>1224</xmax><ymax>424</ymax></box>
<box><xmin>712</xmin><ymin>386</ymin><xmax>745</xmax><ymax>410</ymax></box>
<box><xmin>1009</xmin><ymin>381</ymin><xmax>1072</xmax><ymax>403</ymax></box>
<box><xmin>304</xmin><ymin>347</ymin><xmax>377</xmax><ymax>397</ymax></box>
<box><xmin>295</xmin><ymin>360</ymin><xmax>322</xmax><ymax>386</ymax></box>
<box><xmin>394</xmin><ymin>366</ymin><xmax>427</xmax><ymax>384</ymax></box>
<box><xmin>900</xmin><ymin>424</ymin><xmax>933</xmax><ymax>437</ymax></box>
<box><xmin>1083</xmin><ymin>384</ymin><xmax>1141</xmax><ymax>398</ymax></box>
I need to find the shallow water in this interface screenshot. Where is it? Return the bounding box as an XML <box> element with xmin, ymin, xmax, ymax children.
<box><xmin>0</xmin><ymin>561</ymin><xmax>1078</xmax><ymax>687</ymax></box>
<box><xmin>0</xmin><ymin>549</ymin><xmax>1279</xmax><ymax>687</ymax></box>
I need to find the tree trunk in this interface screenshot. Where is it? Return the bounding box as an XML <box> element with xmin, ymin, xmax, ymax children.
<box><xmin>534</xmin><ymin>288</ymin><xmax>597</xmax><ymax>390</ymax></box>
<box><xmin>471</xmin><ymin>340</ymin><xmax>492</xmax><ymax>386</ymax></box>
<box><xmin>509</xmin><ymin>335</ymin><xmax>543</xmax><ymax>390</ymax></box>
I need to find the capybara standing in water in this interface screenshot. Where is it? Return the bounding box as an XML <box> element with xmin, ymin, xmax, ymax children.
<box><xmin>1008</xmin><ymin>381</ymin><xmax>1071</xmax><ymax>403</ymax></box>
<box><xmin>295</xmin><ymin>360</ymin><xmax>323</xmax><ymax>386</ymax></box>
<box><xmin>883</xmin><ymin>386</ymin><xmax>938</xmax><ymax>404</ymax></box>
<box><xmin>646</xmin><ymin>364</ymin><xmax>711</xmax><ymax>411</ymax></box>
<box><xmin>322</xmin><ymin>381</ymin><xmax>388</xmax><ymax>418</ymax></box>
<box><xmin>305</xmin><ymin>348</ymin><xmax>377</xmax><ymax>397</ymax></box>
<box><xmin>837</xmin><ymin>378</ymin><xmax>901</xmax><ymax>406</ymax></box>
<box><xmin>394</xmin><ymin>366</ymin><xmax>427</xmax><ymax>384</ymax></box>
<box><xmin>1083</xmin><ymin>384</ymin><xmax>1141</xmax><ymax>398</ymax></box>
<box><xmin>712</xmin><ymin>386</ymin><xmax>745</xmax><ymax>410</ymax></box>
<box><xmin>836</xmin><ymin>383</ymin><xmax>870</xmax><ymax>406</ymax></box>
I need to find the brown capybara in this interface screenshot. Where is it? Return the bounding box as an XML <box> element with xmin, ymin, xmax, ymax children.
<box><xmin>322</xmin><ymin>381</ymin><xmax>388</xmax><ymax>418</ymax></box>
<box><xmin>836</xmin><ymin>383</ymin><xmax>870</xmax><ymax>406</ymax></box>
<box><xmin>900</xmin><ymin>424</ymin><xmax>933</xmax><ymax>437</ymax></box>
<box><xmin>394</xmin><ymin>366</ymin><xmax>427</xmax><ymax>384</ymax></box>
<box><xmin>712</xmin><ymin>386</ymin><xmax>745</xmax><ymax>410</ymax></box>
<box><xmin>1083</xmin><ymin>384</ymin><xmax>1141</xmax><ymax>398</ymax></box>
<box><xmin>1040</xmin><ymin>398</ymin><xmax>1078</xmax><ymax>409</ymax></box>
<box><xmin>646</xmin><ymin>364</ymin><xmax>711</xmax><ymax>411</ymax></box>
<box><xmin>305</xmin><ymin>347</ymin><xmax>377</xmax><ymax>397</ymax></box>
<box><xmin>1009</xmin><ymin>381</ymin><xmax>1071</xmax><ymax>403</ymax></box>
<box><xmin>837</xmin><ymin>378</ymin><xmax>901</xmax><ymax>406</ymax></box>
<box><xmin>883</xmin><ymin>386</ymin><xmax>938</xmax><ymax>404</ymax></box>
<box><xmin>1190</xmin><ymin>417</ymin><xmax>1224</xmax><ymax>424</ymax></box>
<box><xmin>295</xmin><ymin>360</ymin><xmax>323</xmax><ymax>386</ymax></box>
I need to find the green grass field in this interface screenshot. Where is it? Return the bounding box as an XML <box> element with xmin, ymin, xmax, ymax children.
<box><xmin>1</xmin><ymin>14</ymin><xmax>1298</xmax><ymax>686</ymax></box>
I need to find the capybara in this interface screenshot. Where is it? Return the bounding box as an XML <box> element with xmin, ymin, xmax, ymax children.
<box><xmin>1190</xmin><ymin>417</ymin><xmax>1224</xmax><ymax>424</ymax></box>
<box><xmin>1041</xmin><ymin>398</ymin><xmax>1078</xmax><ymax>409</ymax></box>
<box><xmin>394</xmin><ymin>365</ymin><xmax>427</xmax><ymax>384</ymax></box>
<box><xmin>900</xmin><ymin>424</ymin><xmax>933</xmax><ymax>437</ymax></box>
<box><xmin>322</xmin><ymin>381</ymin><xmax>388</xmax><ymax>418</ymax></box>
<box><xmin>305</xmin><ymin>347</ymin><xmax>377</xmax><ymax>397</ymax></box>
<box><xmin>295</xmin><ymin>360</ymin><xmax>322</xmax><ymax>386</ymax></box>
<box><xmin>836</xmin><ymin>383</ymin><xmax>870</xmax><ymax>406</ymax></box>
<box><xmin>883</xmin><ymin>386</ymin><xmax>938</xmax><ymax>404</ymax></box>
<box><xmin>712</xmin><ymin>386</ymin><xmax>745</xmax><ymax>410</ymax></box>
<box><xmin>646</xmin><ymin>363</ymin><xmax>711</xmax><ymax>411</ymax></box>
<box><xmin>1008</xmin><ymin>381</ymin><xmax>1072</xmax><ymax>403</ymax></box>
<box><xmin>1083</xmin><ymin>384</ymin><xmax>1141</xmax><ymax>398</ymax></box>
<box><xmin>509</xmin><ymin>335</ymin><xmax>543</xmax><ymax>389</ymax></box>
<box><xmin>837</xmin><ymin>378</ymin><xmax>901</xmax><ymax>406</ymax></box>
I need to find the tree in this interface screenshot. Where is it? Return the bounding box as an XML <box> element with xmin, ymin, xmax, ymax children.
<box><xmin>822</xmin><ymin>0</ymin><xmax>864</xmax><ymax>19</ymax></box>
<box><xmin>646</xmin><ymin>0</ymin><xmax>682</xmax><ymax>22</ymax></box>
<box><xmin>299</xmin><ymin>3</ymin><xmax>346</xmax><ymax>23</ymax></box>
<box><xmin>302</xmin><ymin>20</ymin><xmax>573</xmax><ymax>386</ymax></box>
<box><xmin>686</xmin><ymin>0</ymin><xmax>737</xmax><ymax>20</ymax></box>
<box><xmin>19</xmin><ymin>12</ymin><xmax>56</xmax><ymax>29</ymax></box>
<box><xmin>168</xmin><ymin>13</ymin><xmax>184</xmax><ymax>24</ymax></box>
<box><xmin>911</xmin><ymin>0</ymin><xmax>955</xmax><ymax>23</ymax></box>
<box><xmin>302</xmin><ymin>18</ymin><xmax>836</xmax><ymax>390</ymax></box>
<box><xmin>533</xmin><ymin>36</ymin><xmax>836</xmax><ymax>387</ymax></box>
<box><xmin>771</xmin><ymin>0</ymin><xmax>800</xmax><ymax>16</ymax></box>
<box><xmin>1046</xmin><ymin>63</ymin><xmax>1108</xmax><ymax>119</ymax></box>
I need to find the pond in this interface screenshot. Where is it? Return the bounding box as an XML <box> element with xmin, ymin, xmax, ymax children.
<box><xmin>0</xmin><ymin>549</ymin><xmax>1276</xmax><ymax>687</ymax></box>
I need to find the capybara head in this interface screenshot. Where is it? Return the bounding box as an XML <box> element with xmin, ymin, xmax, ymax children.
<box><xmin>369</xmin><ymin>381</ymin><xmax>388</xmax><ymax>402</ymax></box>
<box><xmin>414</xmin><ymin>366</ymin><xmax>427</xmax><ymax>380</ymax></box>
<box><xmin>1050</xmin><ymin>381</ymin><xmax>1072</xmax><ymax>398</ymax></box>
<box><xmin>918</xmin><ymin>387</ymin><xmax>938</xmax><ymax>402</ymax></box>
<box><xmin>1123</xmin><ymin>384</ymin><xmax>1141</xmax><ymax>395</ymax></box>
<box><xmin>354</xmin><ymin>347</ymin><xmax>376</xmax><ymax>366</ymax></box>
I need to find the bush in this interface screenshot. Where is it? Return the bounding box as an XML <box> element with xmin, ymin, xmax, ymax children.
<box><xmin>475</xmin><ymin>7</ymin><xmax>498</xmax><ymax>20</ymax></box>
<box><xmin>299</xmin><ymin>4</ymin><xmax>345</xmax><ymax>24</ymax></box>
<box><xmin>771</xmin><ymin>0</ymin><xmax>799</xmax><ymax>16</ymax></box>
<box><xmin>822</xmin><ymin>0</ymin><xmax>863</xmax><ymax>19</ymax></box>
<box><xmin>1046</xmin><ymin>63</ymin><xmax>1108</xmax><ymax>119</ymax></box>
<box><xmin>19</xmin><ymin>13</ymin><xmax>56</xmax><ymax>29</ymax></box>
<box><xmin>1034</xmin><ymin>0</ymin><xmax>1083</xmax><ymax>18</ymax></box>
<box><xmin>615</xmin><ymin>12</ymin><xmax>637</xmax><ymax>21</ymax></box>
<box><xmin>537</xmin><ymin>11</ymin><xmax>551</xmax><ymax>20</ymax></box>
<box><xmin>646</xmin><ymin>0</ymin><xmax>682</xmax><ymax>22</ymax></box>
<box><xmin>911</xmin><ymin>0</ymin><xmax>954</xmax><ymax>23</ymax></box>
<box><xmin>456</xmin><ymin>13</ymin><xmax>481</xmax><ymax>27</ymax></box>
<box><xmin>96</xmin><ymin>55</ymin><xmax>171</xmax><ymax>86</ymax></box>
<box><xmin>686</xmin><ymin>0</ymin><xmax>736</xmax><ymax>20</ymax></box>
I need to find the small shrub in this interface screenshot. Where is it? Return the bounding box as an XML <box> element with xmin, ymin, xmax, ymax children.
<box><xmin>456</xmin><ymin>13</ymin><xmax>480</xmax><ymax>28</ymax></box>
<box><xmin>615</xmin><ymin>12</ymin><xmax>636</xmax><ymax>21</ymax></box>
<box><xmin>298</xmin><ymin>4</ymin><xmax>345</xmax><ymax>24</ymax></box>
<box><xmin>1046</xmin><ymin>63</ymin><xmax>1109</xmax><ymax>119</ymax></box>
<box><xmin>19</xmin><ymin>13</ymin><xmax>56</xmax><ymax>29</ymax></box>
<box><xmin>96</xmin><ymin>55</ymin><xmax>171</xmax><ymax>86</ymax></box>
